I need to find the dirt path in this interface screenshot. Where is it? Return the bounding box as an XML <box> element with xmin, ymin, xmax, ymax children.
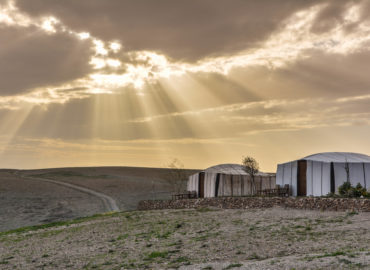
<box><xmin>21</xmin><ymin>175</ymin><xmax>120</xmax><ymax>212</ymax></box>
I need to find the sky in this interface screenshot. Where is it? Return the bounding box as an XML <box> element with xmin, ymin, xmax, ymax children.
<box><xmin>0</xmin><ymin>0</ymin><xmax>370</xmax><ymax>171</ymax></box>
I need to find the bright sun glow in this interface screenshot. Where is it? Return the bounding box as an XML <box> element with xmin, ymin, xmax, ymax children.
<box><xmin>78</xmin><ymin>32</ymin><xmax>90</xmax><ymax>40</ymax></box>
<box><xmin>93</xmin><ymin>39</ymin><xmax>108</xmax><ymax>56</ymax></box>
<box><xmin>40</xmin><ymin>17</ymin><xmax>59</xmax><ymax>33</ymax></box>
<box><xmin>109</xmin><ymin>42</ymin><xmax>122</xmax><ymax>52</ymax></box>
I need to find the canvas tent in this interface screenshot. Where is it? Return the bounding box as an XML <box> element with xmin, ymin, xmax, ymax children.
<box><xmin>276</xmin><ymin>152</ymin><xmax>370</xmax><ymax>197</ymax></box>
<box><xmin>187</xmin><ymin>164</ymin><xmax>275</xmax><ymax>198</ymax></box>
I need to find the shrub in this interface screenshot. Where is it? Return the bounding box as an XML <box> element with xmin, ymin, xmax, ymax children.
<box><xmin>338</xmin><ymin>181</ymin><xmax>352</xmax><ymax>196</ymax></box>
<box><xmin>338</xmin><ymin>182</ymin><xmax>369</xmax><ymax>198</ymax></box>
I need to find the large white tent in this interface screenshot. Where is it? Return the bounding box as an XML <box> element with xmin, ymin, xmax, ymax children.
<box><xmin>187</xmin><ymin>164</ymin><xmax>275</xmax><ymax>198</ymax></box>
<box><xmin>276</xmin><ymin>152</ymin><xmax>370</xmax><ymax>196</ymax></box>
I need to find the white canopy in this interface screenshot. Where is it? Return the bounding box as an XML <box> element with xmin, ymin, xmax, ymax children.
<box><xmin>302</xmin><ymin>152</ymin><xmax>370</xmax><ymax>163</ymax></box>
<box><xmin>204</xmin><ymin>164</ymin><xmax>270</xmax><ymax>176</ymax></box>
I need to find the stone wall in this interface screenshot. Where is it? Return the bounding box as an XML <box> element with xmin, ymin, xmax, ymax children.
<box><xmin>138</xmin><ymin>197</ymin><xmax>370</xmax><ymax>212</ymax></box>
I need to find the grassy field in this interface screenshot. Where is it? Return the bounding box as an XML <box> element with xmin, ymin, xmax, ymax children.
<box><xmin>0</xmin><ymin>167</ymin><xmax>198</xmax><ymax>231</ymax></box>
<box><xmin>0</xmin><ymin>208</ymin><xmax>369</xmax><ymax>269</ymax></box>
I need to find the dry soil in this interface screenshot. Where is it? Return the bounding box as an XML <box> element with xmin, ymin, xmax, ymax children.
<box><xmin>0</xmin><ymin>208</ymin><xmax>369</xmax><ymax>269</ymax></box>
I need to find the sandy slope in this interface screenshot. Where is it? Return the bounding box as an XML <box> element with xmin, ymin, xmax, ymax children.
<box><xmin>0</xmin><ymin>167</ymin><xmax>198</xmax><ymax>231</ymax></box>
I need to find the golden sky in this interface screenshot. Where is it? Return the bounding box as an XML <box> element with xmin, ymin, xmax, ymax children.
<box><xmin>0</xmin><ymin>0</ymin><xmax>370</xmax><ymax>171</ymax></box>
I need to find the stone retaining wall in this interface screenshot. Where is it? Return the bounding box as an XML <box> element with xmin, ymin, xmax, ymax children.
<box><xmin>138</xmin><ymin>197</ymin><xmax>370</xmax><ymax>212</ymax></box>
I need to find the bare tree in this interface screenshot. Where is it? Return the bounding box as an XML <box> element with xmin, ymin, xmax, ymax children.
<box><xmin>242</xmin><ymin>156</ymin><xmax>260</xmax><ymax>194</ymax></box>
<box><xmin>166</xmin><ymin>158</ymin><xmax>188</xmax><ymax>194</ymax></box>
<box><xmin>344</xmin><ymin>158</ymin><xmax>351</xmax><ymax>183</ymax></box>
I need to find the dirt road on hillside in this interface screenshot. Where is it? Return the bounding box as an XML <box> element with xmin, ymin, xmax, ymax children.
<box><xmin>21</xmin><ymin>175</ymin><xmax>120</xmax><ymax>212</ymax></box>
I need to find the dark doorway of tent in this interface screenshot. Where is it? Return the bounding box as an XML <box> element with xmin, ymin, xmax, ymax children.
<box><xmin>198</xmin><ymin>172</ymin><xmax>205</xmax><ymax>198</ymax></box>
<box><xmin>297</xmin><ymin>160</ymin><xmax>307</xmax><ymax>196</ymax></box>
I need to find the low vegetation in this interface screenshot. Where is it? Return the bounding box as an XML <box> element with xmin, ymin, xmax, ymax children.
<box><xmin>326</xmin><ymin>182</ymin><xmax>370</xmax><ymax>198</ymax></box>
<box><xmin>0</xmin><ymin>208</ymin><xmax>369</xmax><ymax>269</ymax></box>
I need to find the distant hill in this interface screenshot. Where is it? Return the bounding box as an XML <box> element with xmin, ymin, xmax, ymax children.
<box><xmin>0</xmin><ymin>166</ymin><xmax>199</xmax><ymax>231</ymax></box>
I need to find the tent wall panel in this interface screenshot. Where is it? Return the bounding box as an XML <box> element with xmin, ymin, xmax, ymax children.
<box><xmin>282</xmin><ymin>163</ymin><xmax>291</xmax><ymax>186</ymax></box>
<box><xmin>223</xmin><ymin>174</ymin><xmax>232</xmax><ymax>196</ymax></box>
<box><xmin>186</xmin><ymin>174</ymin><xmax>191</xmax><ymax>191</ymax></box>
<box><xmin>218</xmin><ymin>175</ymin><xmax>225</xmax><ymax>196</ymax></box>
<box><xmin>270</xmin><ymin>176</ymin><xmax>276</xmax><ymax>189</ymax></box>
<box><xmin>233</xmin><ymin>175</ymin><xmax>241</xmax><ymax>196</ymax></box>
<box><xmin>242</xmin><ymin>175</ymin><xmax>250</xmax><ymax>195</ymax></box>
<box><xmin>312</xmin><ymin>161</ymin><xmax>323</xmax><ymax>196</ymax></box>
<box><xmin>333</xmin><ymin>162</ymin><xmax>346</xmax><ymax>192</ymax></box>
<box><xmin>291</xmin><ymin>161</ymin><xmax>298</xmax><ymax>196</ymax></box>
<box><xmin>204</xmin><ymin>173</ymin><xmax>216</xmax><ymax>198</ymax></box>
<box><xmin>187</xmin><ymin>174</ymin><xmax>199</xmax><ymax>193</ymax></box>
<box><xmin>276</xmin><ymin>164</ymin><xmax>284</xmax><ymax>187</ymax></box>
<box><xmin>365</xmin><ymin>163</ymin><xmax>370</xmax><ymax>190</ymax></box>
<box><xmin>322</xmin><ymin>162</ymin><xmax>331</xmax><ymax>196</ymax></box>
<box><xmin>306</xmin><ymin>161</ymin><xmax>313</xmax><ymax>196</ymax></box>
<box><xmin>247</xmin><ymin>175</ymin><xmax>253</xmax><ymax>195</ymax></box>
<box><xmin>193</xmin><ymin>174</ymin><xmax>199</xmax><ymax>193</ymax></box>
<box><xmin>261</xmin><ymin>176</ymin><xmax>270</xmax><ymax>191</ymax></box>
<box><xmin>349</xmin><ymin>163</ymin><xmax>366</xmax><ymax>187</ymax></box>
<box><xmin>204</xmin><ymin>173</ymin><xmax>210</xmax><ymax>197</ymax></box>
<box><xmin>258</xmin><ymin>176</ymin><xmax>263</xmax><ymax>192</ymax></box>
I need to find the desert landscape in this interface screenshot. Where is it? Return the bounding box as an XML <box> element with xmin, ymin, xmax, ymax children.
<box><xmin>0</xmin><ymin>167</ymin><xmax>198</xmax><ymax>232</ymax></box>
<box><xmin>1</xmin><ymin>0</ymin><xmax>370</xmax><ymax>269</ymax></box>
<box><xmin>0</xmin><ymin>207</ymin><xmax>369</xmax><ymax>269</ymax></box>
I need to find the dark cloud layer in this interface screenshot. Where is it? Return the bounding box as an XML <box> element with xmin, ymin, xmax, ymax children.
<box><xmin>15</xmin><ymin>0</ymin><xmax>321</xmax><ymax>61</ymax></box>
<box><xmin>0</xmin><ymin>25</ymin><xmax>93</xmax><ymax>96</ymax></box>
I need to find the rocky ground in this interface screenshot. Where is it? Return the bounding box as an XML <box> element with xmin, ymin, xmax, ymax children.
<box><xmin>0</xmin><ymin>207</ymin><xmax>369</xmax><ymax>269</ymax></box>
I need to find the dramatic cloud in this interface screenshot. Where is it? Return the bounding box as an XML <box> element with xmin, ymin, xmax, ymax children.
<box><xmin>0</xmin><ymin>0</ymin><xmax>370</xmax><ymax>170</ymax></box>
<box><xmin>0</xmin><ymin>25</ymin><xmax>93</xmax><ymax>96</ymax></box>
<box><xmin>15</xmin><ymin>0</ymin><xmax>323</xmax><ymax>61</ymax></box>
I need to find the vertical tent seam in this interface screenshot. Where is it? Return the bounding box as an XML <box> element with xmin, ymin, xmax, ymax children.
<box><xmin>320</xmin><ymin>162</ymin><xmax>323</xmax><ymax>196</ymax></box>
<box><xmin>290</xmin><ymin>163</ymin><xmax>293</xmax><ymax>192</ymax></box>
<box><xmin>311</xmin><ymin>161</ymin><xmax>314</xmax><ymax>195</ymax></box>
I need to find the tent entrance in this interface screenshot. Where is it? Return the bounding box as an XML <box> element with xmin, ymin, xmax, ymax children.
<box><xmin>297</xmin><ymin>160</ymin><xmax>307</xmax><ymax>196</ymax></box>
<box><xmin>198</xmin><ymin>172</ymin><xmax>205</xmax><ymax>198</ymax></box>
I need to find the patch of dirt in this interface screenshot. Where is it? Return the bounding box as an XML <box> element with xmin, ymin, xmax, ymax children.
<box><xmin>0</xmin><ymin>208</ymin><xmax>369</xmax><ymax>269</ymax></box>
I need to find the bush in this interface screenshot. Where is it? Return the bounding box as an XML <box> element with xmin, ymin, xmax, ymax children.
<box><xmin>338</xmin><ymin>182</ymin><xmax>369</xmax><ymax>198</ymax></box>
<box><xmin>338</xmin><ymin>181</ymin><xmax>352</xmax><ymax>196</ymax></box>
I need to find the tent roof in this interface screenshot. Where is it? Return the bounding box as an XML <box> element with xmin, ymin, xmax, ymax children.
<box><xmin>278</xmin><ymin>152</ymin><xmax>370</xmax><ymax>165</ymax></box>
<box><xmin>204</xmin><ymin>164</ymin><xmax>270</xmax><ymax>176</ymax></box>
<box><xmin>302</xmin><ymin>152</ymin><xmax>370</xmax><ymax>163</ymax></box>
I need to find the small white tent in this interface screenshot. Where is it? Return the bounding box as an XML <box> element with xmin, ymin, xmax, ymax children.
<box><xmin>276</xmin><ymin>152</ymin><xmax>370</xmax><ymax>196</ymax></box>
<box><xmin>187</xmin><ymin>164</ymin><xmax>275</xmax><ymax>198</ymax></box>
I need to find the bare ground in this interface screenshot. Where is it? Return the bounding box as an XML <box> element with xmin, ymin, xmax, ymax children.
<box><xmin>0</xmin><ymin>208</ymin><xmax>369</xmax><ymax>269</ymax></box>
<box><xmin>0</xmin><ymin>171</ymin><xmax>105</xmax><ymax>232</ymax></box>
<box><xmin>0</xmin><ymin>167</ymin><xmax>198</xmax><ymax>231</ymax></box>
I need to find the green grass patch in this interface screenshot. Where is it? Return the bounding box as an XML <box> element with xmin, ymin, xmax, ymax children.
<box><xmin>116</xmin><ymin>233</ymin><xmax>129</xmax><ymax>241</ymax></box>
<box><xmin>223</xmin><ymin>263</ymin><xmax>243</xmax><ymax>269</ymax></box>
<box><xmin>305</xmin><ymin>250</ymin><xmax>346</xmax><ymax>261</ymax></box>
<box><xmin>145</xmin><ymin>251</ymin><xmax>169</xmax><ymax>260</ymax></box>
<box><xmin>0</xmin><ymin>211</ymin><xmax>122</xmax><ymax>237</ymax></box>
